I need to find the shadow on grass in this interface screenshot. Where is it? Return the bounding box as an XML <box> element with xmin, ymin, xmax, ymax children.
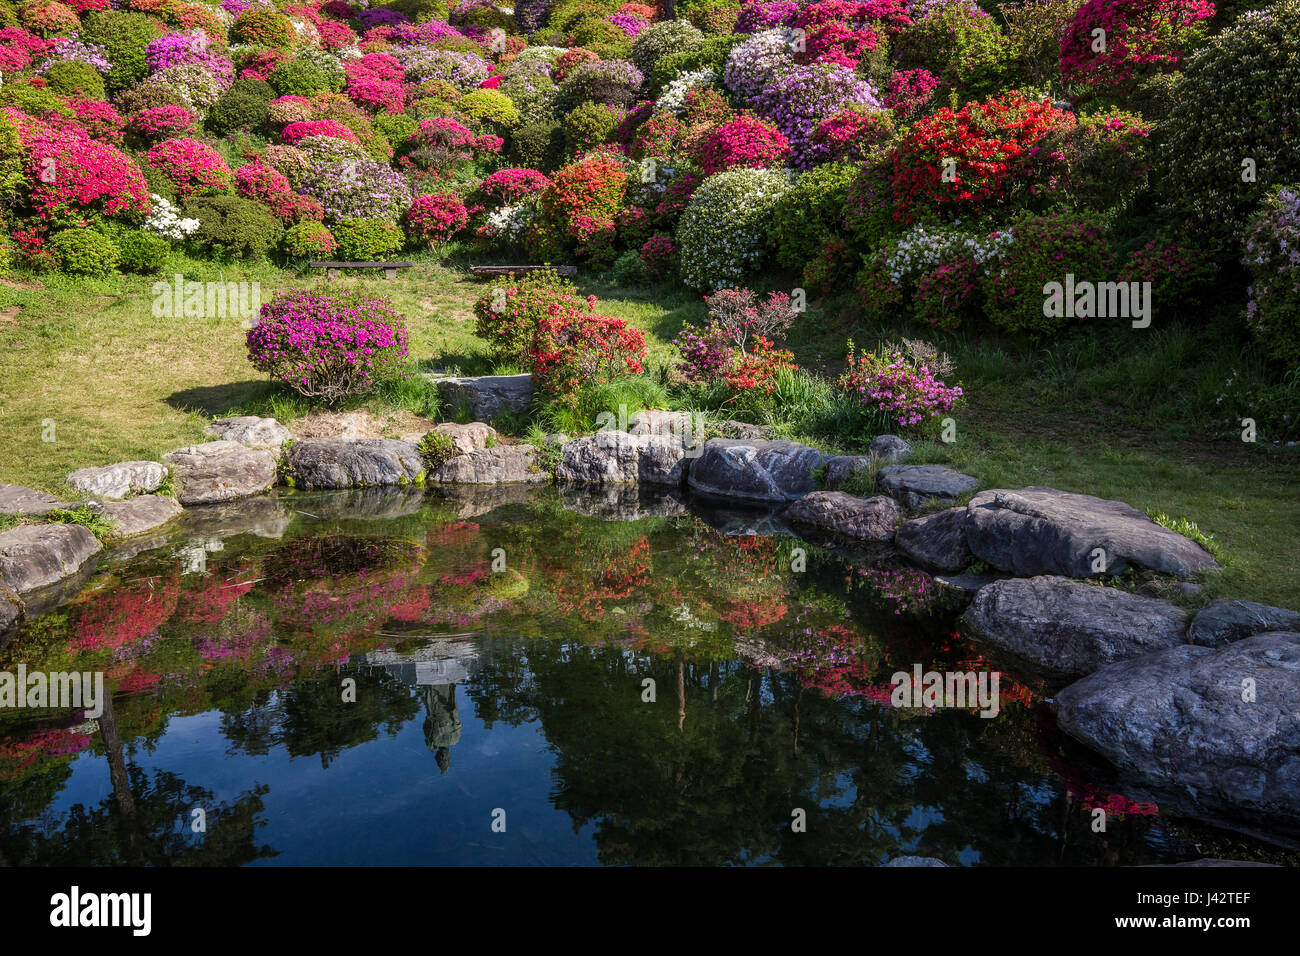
<box><xmin>165</xmin><ymin>380</ymin><xmax>279</xmax><ymax>419</ymax></box>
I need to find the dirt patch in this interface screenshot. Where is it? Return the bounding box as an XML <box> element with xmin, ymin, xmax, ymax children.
<box><xmin>289</xmin><ymin>408</ymin><xmax>437</xmax><ymax>442</ymax></box>
<box><xmin>0</xmin><ymin>307</ymin><xmax>19</xmax><ymax>328</ymax></box>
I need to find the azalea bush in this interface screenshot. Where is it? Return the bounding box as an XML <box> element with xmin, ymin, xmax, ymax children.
<box><xmin>405</xmin><ymin>191</ymin><xmax>469</xmax><ymax>245</ymax></box>
<box><xmin>677</xmin><ymin>165</ymin><xmax>790</xmax><ymax>289</ymax></box>
<box><xmin>838</xmin><ymin>338</ymin><xmax>964</xmax><ymax>429</ymax></box>
<box><xmin>1059</xmin><ymin>0</ymin><xmax>1214</xmax><ymax>93</ymax></box>
<box><xmin>247</xmin><ymin>289</ymin><xmax>411</xmax><ymax>402</ymax></box>
<box><xmin>1243</xmin><ymin>186</ymin><xmax>1300</xmax><ymax>367</ymax></box>
<box><xmin>474</xmin><ymin>267</ymin><xmax>593</xmax><ymax>363</ymax></box>
<box><xmin>530</xmin><ymin>306</ymin><xmax>648</xmax><ymax>408</ymax></box>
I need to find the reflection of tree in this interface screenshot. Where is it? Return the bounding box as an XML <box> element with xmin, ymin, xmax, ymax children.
<box><xmin>0</xmin><ymin>762</ymin><xmax>275</xmax><ymax>865</ymax></box>
<box><xmin>221</xmin><ymin>668</ymin><xmax>420</xmax><ymax>769</ymax></box>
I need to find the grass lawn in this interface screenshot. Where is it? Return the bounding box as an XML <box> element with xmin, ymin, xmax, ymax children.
<box><xmin>2</xmin><ymin>256</ymin><xmax>1297</xmax><ymax>606</ymax></box>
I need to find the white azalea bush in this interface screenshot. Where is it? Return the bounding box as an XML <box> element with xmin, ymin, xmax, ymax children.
<box><xmin>144</xmin><ymin>195</ymin><xmax>200</xmax><ymax>240</ymax></box>
<box><xmin>678</xmin><ymin>166</ymin><xmax>790</xmax><ymax>290</ymax></box>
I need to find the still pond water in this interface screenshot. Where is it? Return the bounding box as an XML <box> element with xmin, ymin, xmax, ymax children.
<box><xmin>0</xmin><ymin>487</ymin><xmax>1288</xmax><ymax>865</ymax></box>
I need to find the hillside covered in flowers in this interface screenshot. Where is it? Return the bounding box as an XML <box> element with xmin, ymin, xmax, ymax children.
<box><xmin>0</xmin><ymin>0</ymin><xmax>1297</xmax><ymax>378</ymax></box>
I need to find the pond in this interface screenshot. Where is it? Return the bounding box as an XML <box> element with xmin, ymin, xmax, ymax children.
<box><xmin>0</xmin><ymin>487</ymin><xmax>1289</xmax><ymax>866</ymax></box>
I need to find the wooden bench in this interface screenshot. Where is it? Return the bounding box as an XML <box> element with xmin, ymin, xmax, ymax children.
<box><xmin>310</xmin><ymin>261</ymin><xmax>414</xmax><ymax>279</ymax></box>
<box><xmin>469</xmin><ymin>265</ymin><xmax>578</xmax><ymax>279</ymax></box>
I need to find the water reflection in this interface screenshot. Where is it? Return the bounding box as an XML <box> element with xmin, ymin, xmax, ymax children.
<box><xmin>0</xmin><ymin>490</ymin><xmax>1293</xmax><ymax>866</ymax></box>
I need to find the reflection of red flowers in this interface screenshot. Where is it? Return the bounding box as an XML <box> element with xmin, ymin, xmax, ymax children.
<box><xmin>0</xmin><ymin>727</ymin><xmax>90</xmax><ymax>781</ymax></box>
<box><xmin>74</xmin><ymin>574</ymin><xmax>180</xmax><ymax>653</ymax></box>
<box><xmin>554</xmin><ymin>536</ymin><xmax>651</xmax><ymax>620</ymax></box>
<box><xmin>176</xmin><ymin>572</ymin><xmax>257</xmax><ymax>624</ymax></box>
<box><xmin>721</xmin><ymin>597</ymin><xmax>787</xmax><ymax>630</ymax></box>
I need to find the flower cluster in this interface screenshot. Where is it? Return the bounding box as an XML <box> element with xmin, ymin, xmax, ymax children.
<box><xmin>838</xmin><ymin>339</ymin><xmax>963</xmax><ymax>428</ymax></box>
<box><xmin>405</xmin><ymin>190</ymin><xmax>468</xmax><ymax>244</ymax></box>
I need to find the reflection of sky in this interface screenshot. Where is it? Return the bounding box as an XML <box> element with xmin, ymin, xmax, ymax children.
<box><xmin>43</xmin><ymin>699</ymin><xmax>600</xmax><ymax>866</ymax></box>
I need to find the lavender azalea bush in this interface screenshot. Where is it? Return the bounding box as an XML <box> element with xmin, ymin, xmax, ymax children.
<box><xmin>751</xmin><ymin>63</ymin><xmax>881</xmax><ymax>168</ymax></box>
<box><xmin>723</xmin><ymin>28</ymin><xmax>796</xmax><ymax>101</ymax></box>
<box><xmin>247</xmin><ymin>290</ymin><xmax>410</xmax><ymax>402</ymax></box>
<box><xmin>297</xmin><ymin>137</ymin><xmax>411</xmax><ymax>223</ymax></box>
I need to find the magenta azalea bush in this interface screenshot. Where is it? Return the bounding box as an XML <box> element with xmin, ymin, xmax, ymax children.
<box><xmin>247</xmin><ymin>290</ymin><xmax>411</xmax><ymax>402</ymax></box>
<box><xmin>839</xmin><ymin>339</ymin><xmax>964</xmax><ymax>428</ymax></box>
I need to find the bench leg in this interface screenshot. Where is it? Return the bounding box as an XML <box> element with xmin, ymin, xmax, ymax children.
<box><xmin>384</xmin><ymin>268</ymin><xmax>397</xmax><ymax>279</ymax></box>
<box><xmin>327</xmin><ymin>268</ymin><xmax>340</xmax><ymax>280</ymax></box>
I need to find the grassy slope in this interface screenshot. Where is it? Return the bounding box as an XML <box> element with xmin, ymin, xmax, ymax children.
<box><xmin>2</xmin><ymin>260</ymin><xmax>1297</xmax><ymax>605</ymax></box>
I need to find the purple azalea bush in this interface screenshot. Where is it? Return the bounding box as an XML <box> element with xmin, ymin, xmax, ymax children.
<box><xmin>247</xmin><ymin>290</ymin><xmax>411</xmax><ymax>402</ymax></box>
<box><xmin>751</xmin><ymin>63</ymin><xmax>881</xmax><ymax>168</ymax></box>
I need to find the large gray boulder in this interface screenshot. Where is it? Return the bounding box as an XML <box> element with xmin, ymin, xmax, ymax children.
<box><xmin>895</xmin><ymin>506</ymin><xmax>971</xmax><ymax>572</ymax></box>
<box><xmin>823</xmin><ymin>455</ymin><xmax>873</xmax><ymax>491</ymax></box>
<box><xmin>786</xmin><ymin>491</ymin><xmax>903</xmax><ymax>542</ymax></box>
<box><xmin>431</xmin><ymin>422</ymin><xmax>498</xmax><ymax>455</ymax></box>
<box><xmin>163</xmin><ymin>441</ymin><xmax>278</xmax><ymax>505</ymax></box>
<box><xmin>1187</xmin><ymin>600</ymin><xmax>1300</xmax><ymax>648</ymax></box>
<box><xmin>100</xmin><ymin>495</ymin><xmax>184</xmax><ymax>537</ymax></box>
<box><xmin>0</xmin><ymin>524</ymin><xmax>101</xmax><ymax>596</ymax></box>
<box><xmin>66</xmin><ymin>461</ymin><xmax>166</xmax><ymax>500</ymax></box>
<box><xmin>962</xmin><ymin>576</ymin><xmax>1189</xmax><ymax>678</ymax></box>
<box><xmin>426</xmin><ymin>445</ymin><xmax>549</xmax><ymax>484</ymax></box>
<box><xmin>877</xmin><ymin>465</ymin><xmax>979</xmax><ymax>509</ymax></box>
<box><xmin>869</xmin><ymin>434</ymin><xmax>912</xmax><ymax>463</ymax></box>
<box><xmin>1055</xmin><ymin>632</ymin><xmax>1300</xmax><ymax>830</ymax></box>
<box><xmin>430</xmin><ymin>373</ymin><xmax>533</xmax><ymax>421</ymax></box>
<box><xmin>628</xmin><ymin>409</ymin><xmax>698</xmax><ymax>444</ymax></box>
<box><xmin>285</xmin><ymin>438</ymin><xmax>425</xmax><ymax>490</ymax></box>
<box><xmin>0</xmin><ymin>483</ymin><xmax>64</xmax><ymax>516</ymax></box>
<box><xmin>964</xmin><ymin>487</ymin><xmax>1219</xmax><ymax>579</ymax></box>
<box><xmin>714</xmin><ymin>420</ymin><xmax>773</xmax><ymax>441</ymax></box>
<box><xmin>687</xmin><ymin>438</ymin><xmax>825</xmax><ymax>502</ymax></box>
<box><xmin>556</xmin><ymin>431</ymin><xmax>690</xmax><ymax>486</ymax></box>
<box><xmin>204</xmin><ymin>415</ymin><xmax>292</xmax><ymax>450</ymax></box>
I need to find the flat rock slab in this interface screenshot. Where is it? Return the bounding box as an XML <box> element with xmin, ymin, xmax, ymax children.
<box><xmin>430</xmin><ymin>373</ymin><xmax>533</xmax><ymax>422</ymax></box>
<box><xmin>962</xmin><ymin>575</ymin><xmax>1189</xmax><ymax>679</ymax></box>
<box><xmin>0</xmin><ymin>483</ymin><xmax>64</xmax><ymax>516</ymax></box>
<box><xmin>965</xmin><ymin>487</ymin><xmax>1219</xmax><ymax>579</ymax></box>
<box><xmin>1188</xmin><ymin>600</ymin><xmax>1300</xmax><ymax>648</ymax></box>
<box><xmin>786</xmin><ymin>491</ymin><xmax>903</xmax><ymax>541</ymax></box>
<box><xmin>1056</xmin><ymin>632</ymin><xmax>1300</xmax><ymax>830</ymax></box>
<box><xmin>285</xmin><ymin>438</ymin><xmax>424</xmax><ymax>490</ymax></box>
<box><xmin>427</xmin><ymin>445</ymin><xmax>548</xmax><ymax>484</ymax></box>
<box><xmin>164</xmin><ymin>441</ymin><xmax>278</xmax><ymax>505</ymax></box>
<box><xmin>688</xmin><ymin>438</ymin><xmax>825</xmax><ymax>502</ymax></box>
<box><xmin>895</xmin><ymin>506</ymin><xmax>971</xmax><ymax>572</ymax></box>
<box><xmin>877</xmin><ymin>465</ymin><xmax>979</xmax><ymax>509</ymax></box>
<box><xmin>715</xmin><ymin>420</ymin><xmax>772</xmax><ymax>440</ymax></box>
<box><xmin>432</xmin><ymin>422</ymin><xmax>499</xmax><ymax>454</ymax></box>
<box><xmin>205</xmin><ymin>416</ymin><xmax>292</xmax><ymax>450</ymax></box>
<box><xmin>100</xmin><ymin>495</ymin><xmax>184</xmax><ymax>537</ymax></box>
<box><xmin>0</xmin><ymin>523</ymin><xmax>101</xmax><ymax>596</ymax></box>
<box><xmin>881</xmin><ymin>856</ymin><xmax>949</xmax><ymax>867</ymax></box>
<box><xmin>66</xmin><ymin>460</ymin><xmax>166</xmax><ymax>500</ymax></box>
<box><xmin>556</xmin><ymin>431</ymin><xmax>690</xmax><ymax>486</ymax></box>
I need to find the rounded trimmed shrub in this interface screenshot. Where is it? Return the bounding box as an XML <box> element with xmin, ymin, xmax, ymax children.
<box><xmin>49</xmin><ymin>228</ymin><xmax>120</xmax><ymax>276</ymax></box>
<box><xmin>405</xmin><ymin>191</ymin><xmax>469</xmax><ymax>244</ymax></box>
<box><xmin>281</xmin><ymin>221</ymin><xmax>338</xmax><ymax>260</ymax></box>
<box><xmin>630</xmin><ymin>19</ymin><xmax>705</xmax><ymax>76</ymax></box>
<box><xmin>334</xmin><ymin>217</ymin><xmax>405</xmax><ymax>259</ymax></box>
<box><xmin>769</xmin><ymin>160</ymin><xmax>858</xmax><ymax>270</ymax></box>
<box><xmin>117</xmin><ymin>232</ymin><xmax>170</xmax><ymax>274</ymax></box>
<box><xmin>184</xmin><ymin>195</ymin><xmax>284</xmax><ymax>260</ymax></box>
<box><xmin>678</xmin><ymin>166</ymin><xmax>791</xmax><ymax>290</ymax></box>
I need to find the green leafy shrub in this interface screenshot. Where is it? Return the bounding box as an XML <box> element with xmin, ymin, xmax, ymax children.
<box><xmin>1243</xmin><ymin>185</ymin><xmax>1300</xmax><ymax>367</ymax></box>
<box><xmin>510</xmin><ymin>119</ymin><xmax>566</xmax><ymax>171</ymax></box>
<box><xmin>373</xmin><ymin>112</ymin><xmax>418</xmax><ymax>146</ymax></box>
<box><xmin>562</xmin><ymin>100</ymin><xmax>620</xmax><ymax>151</ymax></box>
<box><xmin>185</xmin><ymin>195</ymin><xmax>284</xmax><ymax>260</ymax></box>
<box><xmin>456</xmin><ymin>89</ymin><xmax>521</xmax><ymax>129</ymax></box>
<box><xmin>630</xmin><ymin>19</ymin><xmax>705</xmax><ymax>76</ymax></box>
<box><xmin>893</xmin><ymin>4</ymin><xmax>1011</xmax><ymax>99</ymax></box>
<box><xmin>473</xmin><ymin>267</ymin><xmax>586</xmax><ymax>363</ymax></box>
<box><xmin>269</xmin><ymin>59</ymin><xmax>344</xmax><ymax>97</ymax></box>
<box><xmin>80</xmin><ymin>10</ymin><xmax>161</xmax><ymax>92</ymax></box>
<box><xmin>770</xmin><ymin>161</ymin><xmax>857</xmax><ymax>270</ymax></box>
<box><xmin>1162</xmin><ymin>0</ymin><xmax>1300</xmax><ymax>247</ymax></box>
<box><xmin>206</xmin><ymin>78</ymin><xmax>274</xmax><ymax>136</ymax></box>
<box><xmin>49</xmin><ymin>228</ymin><xmax>120</xmax><ymax>276</ymax></box>
<box><xmin>333</xmin><ymin>218</ymin><xmax>404</xmax><ymax>260</ymax></box>
<box><xmin>117</xmin><ymin>232</ymin><xmax>170</xmax><ymax>274</ymax></box>
<box><xmin>42</xmin><ymin>60</ymin><xmax>106</xmax><ymax>99</ymax></box>
<box><xmin>981</xmin><ymin>214</ymin><xmax>1116</xmax><ymax>337</ymax></box>
<box><xmin>418</xmin><ymin>431</ymin><xmax>461</xmax><ymax>469</ymax></box>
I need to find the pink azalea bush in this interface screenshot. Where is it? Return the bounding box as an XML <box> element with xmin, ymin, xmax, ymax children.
<box><xmin>700</xmin><ymin>114</ymin><xmax>791</xmax><ymax>176</ymax></box>
<box><xmin>405</xmin><ymin>191</ymin><xmax>469</xmax><ymax>244</ymax></box>
<box><xmin>247</xmin><ymin>290</ymin><xmax>411</xmax><ymax>403</ymax></box>
<box><xmin>838</xmin><ymin>339</ymin><xmax>964</xmax><ymax>428</ymax></box>
<box><xmin>147</xmin><ymin>138</ymin><xmax>233</xmax><ymax>197</ymax></box>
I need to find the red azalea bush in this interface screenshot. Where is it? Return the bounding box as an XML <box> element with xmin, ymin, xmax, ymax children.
<box><xmin>1060</xmin><ymin>0</ymin><xmax>1214</xmax><ymax>92</ymax></box>
<box><xmin>318</xmin><ymin>20</ymin><xmax>358</xmax><ymax>49</ymax></box>
<box><xmin>473</xmin><ymin>268</ymin><xmax>594</xmax><ymax>363</ymax></box>
<box><xmin>405</xmin><ymin>190</ymin><xmax>469</xmax><ymax>244</ymax></box>
<box><xmin>700</xmin><ymin>114</ymin><xmax>790</xmax><ymax>176</ymax></box>
<box><xmin>809</xmin><ymin>106</ymin><xmax>892</xmax><ymax>163</ymax></box>
<box><xmin>126</xmin><ymin>104</ymin><xmax>198</xmax><ymax>142</ymax></box>
<box><xmin>348</xmin><ymin>78</ymin><xmax>405</xmax><ymax>113</ymax></box>
<box><xmin>891</xmin><ymin>91</ymin><xmax>1073</xmax><ymax>221</ymax></box>
<box><xmin>530</xmin><ymin>306</ymin><xmax>648</xmax><ymax>408</ymax></box>
<box><xmin>798</xmin><ymin>21</ymin><xmax>884</xmax><ymax>70</ymax></box>
<box><xmin>147</xmin><ymin>137</ymin><xmax>233</xmax><ymax>197</ymax></box>
<box><xmin>344</xmin><ymin>52</ymin><xmax>405</xmax><ymax>84</ymax></box>
<box><xmin>535</xmin><ymin>152</ymin><xmax>628</xmax><ymax>254</ymax></box>
<box><xmin>247</xmin><ymin>289</ymin><xmax>410</xmax><ymax>402</ymax></box>
<box><xmin>12</xmin><ymin>110</ymin><xmax>149</xmax><ymax>223</ymax></box>
<box><xmin>281</xmin><ymin>119</ymin><xmax>361</xmax><ymax>144</ymax></box>
<box><xmin>554</xmin><ymin>46</ymin><xmax>599</xmax><ymax>81</ymax></box>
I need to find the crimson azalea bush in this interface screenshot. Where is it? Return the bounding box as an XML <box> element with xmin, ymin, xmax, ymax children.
<box><xmin>700</xmin><ymin>113</ymin><xmax>790</xmax><ymax>176</ymax></box>
<box><xmin>147</xmin><ymin>137</ymin><xmax>233</xmax><ymax>197</ymax></box>
<box><xmin>247</xmin><ymin>289</ymin><xmax>410</xmax><ymax>402</ymax></box>
<box><xmin>532</xmin><ymin>152</ymin><xmax>628</xmax><ymax>258</ymax></box>
<box><xmin>474</xmin><ymin>268</ymin><xmax>594</xmax><ymax>363</ymax></box>
<box><xmin>405</xmin><ymin>191</ymin><xmax>469</xmax><ymax>244</ymax></box>
<box><xmin>530</xmin><ymin>306</ymin><xmax>648</xmax><ymax>408</ymax></box>
<box><xmin>1059</xmin><ymin>0</ymin><xmax>1214</xmax><ymax>93</ymax></box>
